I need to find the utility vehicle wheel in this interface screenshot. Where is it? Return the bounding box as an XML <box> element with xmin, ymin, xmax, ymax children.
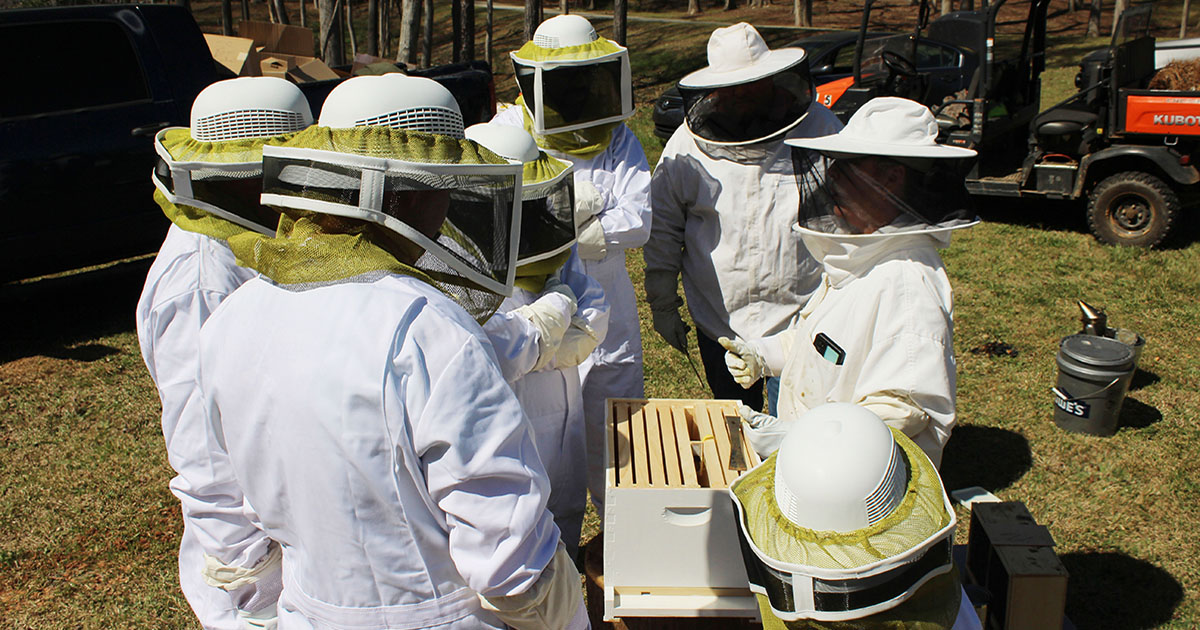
<box><xmin>1087</xmin><ymin>171</ymin><xmax>1179</xmax><ymax>248</ymax></box>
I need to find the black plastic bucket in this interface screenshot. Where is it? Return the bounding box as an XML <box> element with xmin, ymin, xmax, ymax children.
<box><xmin>1052</xmin><ymin>335</ymin><xmax>1136</xmax><ymax>436</ymax></box>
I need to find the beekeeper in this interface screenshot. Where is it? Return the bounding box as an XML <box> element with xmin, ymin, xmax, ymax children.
<box><xmin>135</xmin><ymin>76</ymin><xmax>312</xmax><ymax>630</ymax></box>
<box><xmin>729</xmin><ymin>403</ymin><xmax>982</xmax><ymax>630</ymax></box>
<box><xmin>492</xmin><ymin>14</ymin><xmax>651</xmax><ymax>514</ymax></box>
<box><xmin>467</xmin><ymin>122</ymin><xmax>610</xmax><ymax>557</ymax></box>
<box><xmin>644</xmin><ymin>23</ymin><xmax>842</xmax><ymax>413</ymax></box>
<box><xmin>194</xmin><ymin>75</ymin><xmax>587</xmax><ymax>630</ymax></box>
<box><xmin>722</xmin><ymin>97</ymin><xmax>978</xmax><ymax>466</ymax></box>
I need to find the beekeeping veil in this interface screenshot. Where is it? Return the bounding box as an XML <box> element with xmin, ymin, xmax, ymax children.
<box><xmin>151</xmin><ymin>77</ymin><xmax>314</xmax><ymax>239</ymax></box>
<box><xmin>464</xmin><ymin>123</ymin><xmax>576</xmax><ymax>275</ymax></box>
<box><xmin>787</xmin><ymin>97</ymin><xmax>978</xmax><ymax>238</ymax></box>
<box><xmin>729</xmin><ymin>403</ymin><xmax>960</xmax><ymax>628</ymax></box>
<box><xmin>677</xmin><ymin>23</ymin><xmax>814</xmax><ymax>147</ymax></box>
<box><xmin>239</xmin><ymin>75</ymin><xmax>523</xmax><ymax>322</ymax></box>
<box><xmin>510</xmin><ymin>14</ymin><xmax>633</xmax><ymax>156</ymax></box>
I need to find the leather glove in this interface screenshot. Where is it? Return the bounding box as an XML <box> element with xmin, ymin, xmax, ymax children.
<box><xmin>576</xmin><ymin>216</ymin><xmax>607</xmax><ymax>261</ymax></box>
<box><xmin>719</xmin><ymin>336</ymin><xmax>765</xmax><ymax>389</ymax></box>
<box><xmin>651</xmin><ymin>309</ymin><xmax>690</xmax><ymax>354</ymax></box>
<box><xmin>514</xmin><ymin>285</ymin><xmax>576</xmax><ymax>372</ymax></box>
<box><xmin>553</xmin><ymin>316</ymin><xmax>600</xmax><ymax>368</ymax></box>
<box><xmin>574</xmin><ymin>180</ymin><xmax>604</xmax><ymax>227</ymax></box>
<box><xmin>738</xmin><ymin>404</ymin><xmax>789</xmax><ymax>458</ymax></box>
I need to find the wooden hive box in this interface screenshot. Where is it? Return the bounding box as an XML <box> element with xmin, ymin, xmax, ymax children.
<box><xmin>602</xmin><ymin>398</ymin><xmax>762</xmax><ymax>621</ymax></box>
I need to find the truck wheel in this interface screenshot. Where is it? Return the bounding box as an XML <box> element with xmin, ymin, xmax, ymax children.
<box><xmin>1087</xmin><ymin>171</ymin><xmax>1179</xmax><ymax>248</ymax></box>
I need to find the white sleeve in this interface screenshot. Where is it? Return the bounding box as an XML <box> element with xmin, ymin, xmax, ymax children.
<box><xmin>560</xmin><ymin>250</ymin><xmax>609</xmax><ymax>345</ymax></box>
<box><xmin>483</xmin><ymin>307</ymin><xmax>543</xmax><ymax>383</ymax></box>
<box><xmin>147</xmin><ymin>291</ymin><xmax>274</xmax><ymax>574</ymax></box>
<box><xmin>589</xmin><ymin>124</ymin><xmax>652</xmax><ymax>251</ymax></box>
<box><xmin>643</xmin><ymin>132</ymin><xmax>688</xmax><ymax>280</ymax></box>
<box><xmin>411</xmin><ymin>334</ymin><xmax>561</xmax><ymax>597</ymax></box>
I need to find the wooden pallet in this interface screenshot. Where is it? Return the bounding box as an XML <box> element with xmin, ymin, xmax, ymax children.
<box><xmin>609</xmin><ymin>398</ymin><xmax>759</xmax><ymax>490</ymax></box>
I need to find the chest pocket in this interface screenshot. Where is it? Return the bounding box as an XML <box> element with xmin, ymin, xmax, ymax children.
<box><xmin>812</xmin><ymin>332</ymin><xmax>846</xmax><ymax>366</ymax></box>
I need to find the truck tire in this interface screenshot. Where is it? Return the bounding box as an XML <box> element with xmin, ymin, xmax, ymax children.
<box><xmin>1087</xmin><ymin>171</ymin><xmax>1179</xmax><ymax>248</ymax></box>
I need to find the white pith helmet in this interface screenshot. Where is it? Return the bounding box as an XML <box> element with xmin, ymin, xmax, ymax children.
<box><xmin>773</xmin><ymin>403</ymin><xmax>908</xmax><ymax>532</ymax></box>
<box><xmin>317</xmin><ymin>75</ymin><xmax>465</xmax><ymax>137</ymax></box>
<box><xmin>190</xmin><ymin>77</ymin><xmax>313</xmax><ymax>142</ymax></box>
<box><xmin>532</xmin><ymin>14</ymin><xmax>600</xmax><ymax>49</ymax></box>
<box><xmin>464</xmin><ymin>123</ymin><xmax>540</xmax><ymax>163</ymax></box>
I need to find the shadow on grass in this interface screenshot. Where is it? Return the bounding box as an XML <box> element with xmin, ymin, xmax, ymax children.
<box><xmin>940</xmin><ymin>425</ymin><xmax>1032</xmax><ymax>493</ymax></box>
<box><xmin>1118</xmin><ymin>396</ymin><xmax>1163</xmax><ymax>430</ymax></box>
<box><xmin>0</xmin><ymin>257</ymin><xmax>151</xmax><ymax>364</ymax></box>
<box><xmin>1059</xmin><ymin>551</ymin><xmax>1183</xmax><ymax>630</ymax></box>
<box><xmin>1128</xmin><ymin>366</ymin><xmax>1160</xmax><ymax>391</ymax></box>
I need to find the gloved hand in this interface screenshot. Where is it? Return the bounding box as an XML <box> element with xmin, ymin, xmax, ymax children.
<box><xmin>237</xmin><ymin>605</ymin><xmax>279</xmax><ymax>630</ymax></box>
<box><xmin>479</xmin><ymin>542</ymin><xmax>587</xmax><ymax>630</ymax></box>
<box><xmin>553</xmin><ymin>316</ymin><xmax>600</xmax><ymax>368</ymax></box>
<box><xmin>541</xmin><ymin>275</ymin><xmax>577</xmax><ymax>306</ymax></box>
<box><xmin>651</xmin><ymin>309</ymin><xmax>690</xmax><ymax>354</ymax></box>
<box><xmin>719</xmin><ymin>336</ymin><xmax>765</xmax><ymax>389</ymax></box>
<box><xmin>576</xmin><ymin>216</ymin><xmax>607</xmax><ymax>261</ymax></box>
<box><xmin>738</xmin><ymin>404</ymin><xmax>789</xmax><ymax>458</ymax></box>
<box><xmin>514</xmin><ymin>280</ymin><xmax>577</xmax><ymax>372</ymax></box>
<box><xmin>574</xmin><ymin>180</ymin><xmax>604</xmax><ymax>228</ymax></box>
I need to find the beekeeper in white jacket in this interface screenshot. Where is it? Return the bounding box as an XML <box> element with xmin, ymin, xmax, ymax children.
<box><xmin>644</xmin><ymin>22</ymin><xmax>842</xmax><ymax>413</ymax></box>
<box><xmin>135</xmin><ymin>77</ymin><xmax>312</xmax><ymax>629</ymax></box>
<box><xmin>468</xmin><ymin>123</ymin><xmax>611</xmax><ymax>557</ymax></box>
<box><xmin>722</xmin><ymin>97</ymin><xmax>978</xmax><ymax>467</ymax></box>
<box><xmin>194</xmin><ymin>76</ymin><xmax>588</xmax><ymax>630</ymax></box>
<box><xmin>492</xmin><ymin>14</ymin><xmax>651</xmax><ymax>513</ymax></box>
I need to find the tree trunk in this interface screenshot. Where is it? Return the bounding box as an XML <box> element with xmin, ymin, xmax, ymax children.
<box><xmin>299</xmin><ymin>0</ymin><xmax>307</xmax><ymax>27</ymax></box>
<box><xmin>274</xmin><ymin>0</ymin><xmax>291</xmax><ymax>24</ymax></box>
<box><xmin>398</xmin><ymin>0</ymin><xmax>420</xmax><ymax>64</ymax></box>
<box><xmin>423</xmin><ymin>0</ymin><xmax>433</xmax><ymax>67</ymax></box>
<box><xmin>940</xmin><ymin>0</ymin><xmax>951</xmax><ymax>15</ymax></box>
<box><xmin>687</xmin><ymin>0</ymin><xmax>699</xmax><ymax>15</ymax></box>
<box><xmin>345</xmin><ymin>0</ymin><xmax>357</xmax><ymax>57</ymax></box>
<box><xmin>614</xmin><ymin>0</ymin><xmax>626</xmax><ymax>45</ymax></box>
<box><xmin>242</xmin><ymin>0</ymin><xmax>251</xmax><ymax>21</ymax></box>
<box><xmin>461</xmin><ymin>0</ymin><xmax>475</xmax><ymax>61</ymax></box>
<box><xmin>587</xmin><ymin>0</ymin><xmax>595</xmax><ymax>10</ymax></box>
<box><xmin>452</xmin><ymin>0</ymin><xmax>462</xmax><ymax>62</ymax></box>
<box><xmin>1087</xmin><ymin>0</ymin><xmax>1101</xmax><ymax>36</ymax></box>
<box><xmin>368</xmin><ymin>0</ymin><xmax>379</xmax><ymax>55</ymax></box>
<box><xmin>320</xmin><ymin>0</ymin><xmax>346</xmax><ymax>66</ymax></box>
<box><xmin>1183</xmin><ymin>0</ymin><xmax>1192</xmax><ymax>38</ymax></box>
<box><xmin>486</xmin><ymin>0</ymin><xmax>494</xmax><ymax>66</ymax></box>
<box><xmin>524</xmin><ymin>0</ymin><xmax>539</xmax><ymax>41</ymax></box>
<box><xmin>221</xmin><ymin>0</ymin><xmax>234</xmax><ymax>34</ymax></box>
<box><xmin>1111</xmin><ymin>0</ymin><xmax>1125</xmax><ymax>35</ymax></box>
<box><xmin>561</xmin><ymin>0</ymin><xmax>568</xmax><ymax>15</ymax></box>
<box><xmin>723</xmin><ymin>0</ymin><xmax>735</xmax><ymax>12</ymax></box>
<box><xmin>177</xmin><ymin>0</ymin><xmax>191</xmax><ymax>15</ymax></box>
<box><xmin>795</xmin><ymin>0</ymin><xmax>811</xmax><ymax>26</ymax></box>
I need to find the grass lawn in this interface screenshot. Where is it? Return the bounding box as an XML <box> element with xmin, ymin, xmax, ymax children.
<box><xmin>3</xmin><ymin>1</ymin><xmax>1200</xmax><ymax>628</ymax></box>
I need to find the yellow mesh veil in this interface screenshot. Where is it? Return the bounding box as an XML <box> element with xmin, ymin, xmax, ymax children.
<box><xmin>512</xmin><ymin>38</ymin><xmax>625</xmax><ymax>64</ymax></box>
<box><xmin>516</xmin><ymin>96</ymin><xmax>619</xmax><ymax>159</ymax></box>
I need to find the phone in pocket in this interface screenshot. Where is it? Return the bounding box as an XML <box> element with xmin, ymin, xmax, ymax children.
<box><xmin>812</xmin><ymin>332</ymin><xmax>846</xmax><ymax>365</ymax></box>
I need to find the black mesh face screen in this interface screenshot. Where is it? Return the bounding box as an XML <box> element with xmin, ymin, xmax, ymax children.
<box><xmin>681</xmin><ymin>62</ymin><xmax>814</xmax><ymax>144</ymax></box>
<box><xmin>517</xmin><ymin>182</ymin><xmax>574</xmax><ymax>263</ymax></box>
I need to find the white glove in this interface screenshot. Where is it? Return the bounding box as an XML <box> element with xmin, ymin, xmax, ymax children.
<box><xmin>554</xmin><ymin>316</ymin><xmax>600</xmax><ymax>368</ymax></box>
<box><xmin>514</xmin><ymin>282</ymin><xmax>577</xmax><ymax>372</ymax></box>
<box><xmin>576</xmin><ymin>216</ymin><xmax>607</xmax><ymax>261</ymax></box>
<box><xmin>719</xmin><ymin>336</ymin><xmax>765</xmax><ymax>389</ymax></box>
<box><xmin>738</xmin><ymin>404</ymin><xmax>789</xmax><ymax>458</ymax></box>
<box><xmin>237</xmin><ymin>605</ymin><xmax>279</xmax><ymax>630</ymax></box>
<box><xmin>574</xmin><ymin>180</ymin><xmax>604</xmax><ymax>227</ymax></box>
<box><xmin>479</xmin><ymin>542</ymin><xmax>588</xmax><ymax>630</ymax></box>
<box><xmin>651</xmin><ymin>309</ymin><xmax>689</xmax><ymax>354</ymax></box>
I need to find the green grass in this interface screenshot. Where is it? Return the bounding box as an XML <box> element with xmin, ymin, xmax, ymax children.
<box><xmin>4</xmin><ymin>1</ymin><xmax>1200</xmax><ymax>628</ymax></box>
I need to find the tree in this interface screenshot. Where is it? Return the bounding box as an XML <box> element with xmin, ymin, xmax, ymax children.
<box><xmin>319</xmin><ymin>0</ymin><xmax>346</xmax><ymax>66</ymax></box>
<box><xmin>221</xmin><ymin>0</ymin><xmax>234</xmax><ymax>35</ymax></box>
<box><xmin>1111</xmin><ymin>0</ymin><xmax>1124</xmax><ymax>35</ymax></box>
<box><xmin>452</xmin><ymin>0</ymin><xmax>474</xmax><ymax>61</ymax></box>
<box><xmin>423</xmin><ymin>0</ymin><xmax>433</xmax><ymax>67</ymax></box>
<box><xmin>688</xmin><ymin>0</ymin><xmax>700</xmax><ymax>16</ymax></box>
<box><xmin>1183</xmin><ymin>0</ymin><xmax>1192</xmax><ymax>38</ymax></box>
<box><xmin>795</xmin><ymin>0</ymin><xmax>811</xmax><ymax>26</ymax></box>
<box><xmin>941</xmin><ymin>0</ymin><xmax>951</xmax><ymax>15</ymax></box>
<box><xmin>368</xmin><ymin>0</ymin><xmax>379</xmax><ymax>55</ymax></box>
<box><xmin>1087</xmin><ymin>0</ymin><xmax>1102</xmax><ymax>37</ymax></box>
<box><xmin>524</xmin><ymin>0</ymin><xmax>540</xmax><ymax>41</ymax></box>
<box><xmin>345</xmin><ymin>0</ymin><xmax>357</xmax><ymax>57</ymax></box>
<box><xmin>561</xmin><ymin>0</ymin><xmax>568</xmax><ymax>14</ymax></box>
<box><xmin>486</xmin><ymin>0</ymin><xmax>494</xmax><ymax>66</ymax></box>
<box><xmin>614</xmin><ymin>0</ymin><xmax>627</xmax><ymax>45</ymax></box>
<box><xmin>273</xmin><ymin>0</ymin><xmax>290</xmax><ymax>24</ymax></box>
<box><xmin>242</xmin><ymin>0</ymin><xmax>250</xmax><ymax>22</ymax></box>
<box><xmin>724</xmin><ymin>0</ymin><xmax>736</xmax><ymax>11</ymax></box>
<box><xmin>398</xmin><ymin>0</ymin><xmax>420</xmax><ymax>64</ymax></box>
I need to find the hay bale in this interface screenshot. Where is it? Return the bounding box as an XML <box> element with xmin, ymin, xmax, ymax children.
<box><xmin>1148</xmin><ymin>59</ymin><xmax>1200</xmax><ymax>91</ymax></box>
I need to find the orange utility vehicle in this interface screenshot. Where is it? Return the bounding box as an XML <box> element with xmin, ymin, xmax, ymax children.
<box><xmin>934</xmin><ymin>2</ymin><xmax>1198</xmax><ymax>247</ymax></box>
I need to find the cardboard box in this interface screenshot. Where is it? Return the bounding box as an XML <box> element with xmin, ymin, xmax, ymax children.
<box><xmin>258</xmin><ymin>53</ymin><xmax>339</xmax><ymax>83</ymax></box>
<box><xmin>603</xmin><ymin>398</ymin><xmax>761</xmax><ymax>620</ymax></box>
<box><xmin>259</xmin><ymin>55</ymin><xmax>293</xmax><ymax>80</ymax></box>
<box><xmin>237</xmin><ymin>19</ymin><xmax>315</xmax><ymax>57</ymax></box>
<box><xmin>205</xmin><ymin>33</ymin><xmax>261</xmax><ymax>77</ymax></box>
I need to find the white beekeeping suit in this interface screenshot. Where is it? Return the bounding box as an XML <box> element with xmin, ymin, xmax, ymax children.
<box><xmin>135</xmin><ymin>76</ymin><xmax>313</xmax><ymax>630</ymax></box>
<box><xmin>194</xmin><ymin>75</ymin><xmax>588</xmax><ymax>630</ymax></box>
<box><xmin>468</xmin><ymin>123</ymin><xmax>611</xmax><ymax>557</ymax></box>
<box><xmin>645</xmin><ymin>22</ymin><xmax>842</xmax><ymax>414</ymax></box>
<box><xmin>493</xmin><ymin>13</ymin><xmax>650</xmax><ymax>514</ymax></box>
<box><xmin>729</xmin><ymin>403</ymin><xmax>981</xmax><ymax>630</ymax></box>
<box><xmin>722</xmin><ymin>98</ymin><xmax>978</xmax><ymax>468</ymax></box>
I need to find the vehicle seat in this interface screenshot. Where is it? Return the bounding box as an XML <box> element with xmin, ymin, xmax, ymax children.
<box><xmin>1032</xmin><ymin>108</ymin><xmax>1098</xmax><ymax>155</ymax></box>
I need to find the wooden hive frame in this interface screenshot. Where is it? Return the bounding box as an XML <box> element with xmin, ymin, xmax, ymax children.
<box><xmin>608</xmin><ymin>398</ymin><xmax>760</xmax><ymax>489</ymax></box>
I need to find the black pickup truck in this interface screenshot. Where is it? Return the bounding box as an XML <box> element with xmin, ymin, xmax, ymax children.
<box><xmin>0</xmin><ymin>4</ymin><xmax>494</xmax><ymax>283</ymax></box>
